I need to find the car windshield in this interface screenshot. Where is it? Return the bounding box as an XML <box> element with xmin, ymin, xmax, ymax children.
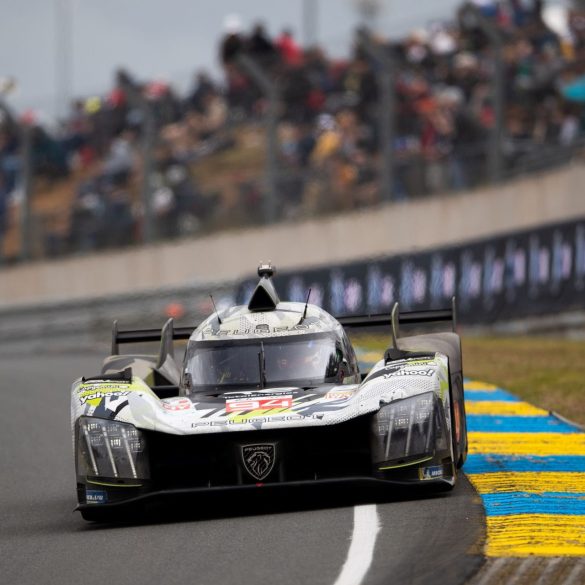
<box><xmin>184</xmin><ymin>332</ymin><xmax>342</xmax><ymax>390</ymax></box>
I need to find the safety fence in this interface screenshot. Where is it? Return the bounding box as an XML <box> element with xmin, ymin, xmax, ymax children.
<box><xmin>2</xmin><ymin>137</ymin><xmax>584</xmax><ymax>265</ymax></box>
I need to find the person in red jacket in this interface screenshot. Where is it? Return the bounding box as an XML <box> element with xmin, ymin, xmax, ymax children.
<box><xmin>276</xmin><ymin>28</ymin><xmax>303</xmax><ymax>67</ymax></box>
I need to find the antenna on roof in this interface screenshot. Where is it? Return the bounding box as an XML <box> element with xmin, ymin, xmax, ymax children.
<box><xmin>298</xmin><ymin>288</ymin><xmax>312</xmax><ymax>324</ymax></box>
<box><xmin>210</xmin><ymin>294</ymin><xmax>222</xmax><ymax>325</ymax></box>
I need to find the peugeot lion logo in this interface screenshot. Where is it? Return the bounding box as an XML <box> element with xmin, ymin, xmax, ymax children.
<box><xmin>241</xmin><ymin>444</ymin><xmax>276</xmax><ymax>481</ymax></box>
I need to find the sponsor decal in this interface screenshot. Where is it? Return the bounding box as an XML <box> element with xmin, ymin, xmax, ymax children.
<box><xmin>325</xmin><ymin>390</ymin><xmax>354</xmax><ymax>401</ymax></box>
<box><xmin>383</xmin><ymin>359</ymin><xmax>435</xmax><ymax>370</ymax></box>
<box><xmin>241</xmin><ymin>444</ymin><xmax>276</xmax><ymax>481</ymax></box>
<box><xmin>384</xmin><ymin>368</ymin><xmax>435</xmax><ymax>379</ymax></box>
<box><xmin>86</xmin><ymin>489</ymin><xmax>108</xmax><ymax>504</ymax></box>
<box><xmin>237</xmin><ymin>218</ymin><xmax>585</xmax><ymax>324</ymax></box>
<box><xmin>403</xmin><ymin>359</ymin><xmax>437</xmax><ymax>367</ymax></box>
<box><xmin>204</xmin><ymin>325</ymin><xmax>316</xmax><ymax>337</ymax></box>
<box><xmin>191</xmin><ymin>414</ymin><xmax>306</xmax><ymax>427</ymax></box>
<box><xmin>78</xmin><ymin>390</ymin><xmax>130</xmax><ymax>405</ymax></box>
<box><xmin>419</xmin><ymin>465</ymin><xmax>444</xmax><ymax>481</ymax></box>
<box><xmin>226</xmin><ymin>394</ymin><xmax>292</xmax><ymax>413</ymax></box>
<box><xmin>162</xmin><ymin>398</ymin><xmax>192</xmax><ymax>412</ymax></box>
<box><xmin>79</xmin><ymin>383</ymin><xmax>131</xmax><ymax>392</ymax></box>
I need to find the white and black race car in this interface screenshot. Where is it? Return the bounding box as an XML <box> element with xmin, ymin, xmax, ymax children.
<box><xmin>72</xmin><ymin>263</ymin><xmax>468</xmax><ymax>521</ymax></box>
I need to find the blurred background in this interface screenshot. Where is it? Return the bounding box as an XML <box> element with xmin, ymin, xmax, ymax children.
<box><xmin>2</xmin><ymin>0</ymin><xmax>585</xmax><ymax>262</ymax></box>
<box><xmin>1</xmin><ymin>1</ymin><xmax>585</xmax><ymax>420</ymax></box>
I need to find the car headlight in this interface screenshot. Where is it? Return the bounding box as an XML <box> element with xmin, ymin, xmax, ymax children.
<box><xmin>370</xmin><ymin>391</ymin><xmax>449</xmax><ymax>469</ymax></box>
<box><xmin>76</xmin><ymin>417</ymin><xmax>149</xmax><ymax>482</ymax></box>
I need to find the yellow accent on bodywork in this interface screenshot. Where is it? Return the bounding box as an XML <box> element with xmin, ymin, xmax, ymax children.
<box><xmin>75</xmin><ymin>377</ymin><xmax>154</xmax><ymax>407</ymax></box>
<box><xmin>378</xmin><ymin>456</ymin><xmax>433</xmax><ymax>470</ymax></box>
<box><xmin>87</xmin><ymin>480</ymin><xmax>143</xmax><ymax>488</ymax></box>
<box><xmin>439</xmin><ymin>378</ymin><xmax>449</xmax><ymax>401</ymax></box>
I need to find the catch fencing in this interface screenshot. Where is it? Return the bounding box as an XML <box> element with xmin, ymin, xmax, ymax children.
<box><xmin>3</xmin><ymin>6</ymin><xmax>585</xmax><ymax>265</ymax></box>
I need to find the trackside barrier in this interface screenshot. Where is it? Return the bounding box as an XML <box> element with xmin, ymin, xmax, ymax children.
<box><xmin>0</xmin><ymin>282</ymin><xmax>236</xmax><ymax>354</ymax></box>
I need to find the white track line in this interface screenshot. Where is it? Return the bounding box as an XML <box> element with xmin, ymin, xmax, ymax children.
<box><xmin>333</xmin><ymin>505</ymin><xmax>381</xmax><ymax>585</ymax></box>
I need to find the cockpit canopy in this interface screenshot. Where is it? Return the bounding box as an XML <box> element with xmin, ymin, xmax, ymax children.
<box><xmin>183</xmin><ymin>331</ymin><xmax>358</xmax><ymax>391</ymax></box>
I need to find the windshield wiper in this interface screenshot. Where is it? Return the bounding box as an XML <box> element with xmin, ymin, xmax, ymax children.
<box><xmin>258</xmin><ymin>341</ymin><xmax>267</xmax><ymax>389</ymax></box>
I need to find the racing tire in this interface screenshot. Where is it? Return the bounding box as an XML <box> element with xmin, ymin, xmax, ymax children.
<box><xmin>456</xmin><ymin>435</ymin><xmax>468</xmax><ymax>469</ymax></box>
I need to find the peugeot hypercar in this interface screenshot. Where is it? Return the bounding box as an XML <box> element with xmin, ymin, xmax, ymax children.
<box><xmin>72</xmin><ymin>263</ymin><xmax>468</xmax><ymax>520</ymax></box>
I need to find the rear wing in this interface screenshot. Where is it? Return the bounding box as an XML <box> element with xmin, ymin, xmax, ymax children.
<box><xmin>110</xmin><ymin>297</ymin><xmax>456</xmax><ymax>354</ymax></box>
<box><xmin>111</xmin><ymin>319</ymin><xmax>196</xmax><ymax>372</ymax></box>
<box><xmin>111</xmin><ymin>320</ymin><xmax>194</xmax><ymax>352</ymax></box>
<box><xmin>338</xmin><ymin>298</ymin><xmax>457</xmax><ymax>348</ymax></box>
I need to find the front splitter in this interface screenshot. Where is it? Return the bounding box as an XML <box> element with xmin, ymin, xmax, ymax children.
<box><xmin>77</xmin><ymin>475</ymin><xmax>454</xmax><ymax>514</ymax></box>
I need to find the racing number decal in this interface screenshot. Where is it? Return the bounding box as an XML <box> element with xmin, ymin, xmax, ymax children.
<box><xmin>226</xmin><ymin>397</ymin><xmax>292</xmax><ymax>413</ymax></box>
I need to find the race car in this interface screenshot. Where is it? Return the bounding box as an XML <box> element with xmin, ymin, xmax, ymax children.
<box><xmin>72</xmin><ymin>263</ymin><xmax>468</xmax><ymax>521</ymax></box>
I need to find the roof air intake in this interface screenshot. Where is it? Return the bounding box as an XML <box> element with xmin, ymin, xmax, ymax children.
<box><xmin>248</xmin><ymin>262</ymin><xmax>280</xmax><ymax>312</ymax></box>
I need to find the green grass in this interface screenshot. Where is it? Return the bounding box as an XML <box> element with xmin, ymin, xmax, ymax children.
<box><xmin>351</xmin><ymin>334</ymin><xmax>585</xmax><ymax>427</ymax></box>
<box><xmin>462</xmin><ymin>336</ymin><xmax>585</xmax><ymax>427</ymax></box>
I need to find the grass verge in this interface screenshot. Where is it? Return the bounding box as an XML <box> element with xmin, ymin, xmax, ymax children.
<box><xmin>351</xmin><ymin>334</ymin><xmax>585</xmax><ymax>427</ymax></box>
<box><xmin>462</xmin><ymin>336</ymin><xmax>585</xmax><ymax>427</ymax></box>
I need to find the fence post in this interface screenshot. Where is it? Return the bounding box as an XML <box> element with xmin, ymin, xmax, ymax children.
<box><xmin>0</xmin><ymin>98</ymin><xmax>33</xmax><ymax>262</ymax></box>
<box><xmin>460</xmin><ymin>2</ymin><xmax>504</xmax><ymax>184</ymax></box>
<box><xmin>236</xmin><ymin>54</ymin><xmax>279</xmax><ymax>224</ymax></box>
<box><xmin>302</xmin><ymin>0</ymin><xmax>318</xmax><ymax>46</ymax></box>
<box><xmin>359</xmin><ymin>29</ymin><xmax>395</xmax><ymax>202</ymax></box>
<box><xmin>140</xmin><ymin>103</ymin><xmax>156</xmax><ymax>243</ymax></box>
<box><xmin>116</xmin><ymin>75</ymin><xmax>156</xmax><ymax>243</ymax></box>
<box><xmin>19</xmin><ymin>123</ymin><xmax>33</xmax><ymax>261</ymax></box>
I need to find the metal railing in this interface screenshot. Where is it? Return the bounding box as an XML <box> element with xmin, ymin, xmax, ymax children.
<box><xmin>4</xmin><ymin>135</ymin><xmax>583</xmax><ymax>263</ymax></box>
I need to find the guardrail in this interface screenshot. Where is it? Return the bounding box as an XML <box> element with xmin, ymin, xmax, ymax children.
<box><xmin>2</xmin><ymin>210</ymin><xmax>585</xmax><ymax>354</ymax></box>
<box><xmin>0</xmin><ymin>281</ymin><xmax>236</xmax><ymax>355</ymax></box>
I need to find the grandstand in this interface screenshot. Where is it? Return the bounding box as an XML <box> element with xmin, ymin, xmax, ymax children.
<box><xmin>2</xmin><ymin>0</ymin><xmax>585</xmax><ymax>263</ymax></box>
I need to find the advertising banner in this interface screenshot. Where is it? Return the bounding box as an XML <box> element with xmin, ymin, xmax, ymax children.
<box><xmin>237</xmin><ymin>218</ymin><xmax>585</xmax><ymax>324</ymax></box>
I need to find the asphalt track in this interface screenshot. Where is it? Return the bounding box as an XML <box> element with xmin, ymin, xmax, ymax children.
<box><xmin>0</xmin><ymin>354</ymin><xmax>485</xmax><ymax>585</ymax></box>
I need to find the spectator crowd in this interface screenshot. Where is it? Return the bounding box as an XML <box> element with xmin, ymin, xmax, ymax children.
<box><xmin>2</xmin><ymin>0</ymin><xmax>585</xmax><ymax>260</ymax></box>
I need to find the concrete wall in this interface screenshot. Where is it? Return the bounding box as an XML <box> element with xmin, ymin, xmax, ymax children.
<box><xmin>2</xmin><ymin>162</ymin><xmax>585</xmax><ymax>308</ymax></box>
